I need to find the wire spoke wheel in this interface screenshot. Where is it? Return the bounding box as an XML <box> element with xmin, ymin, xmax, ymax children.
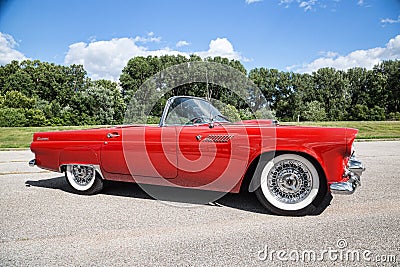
<box><xmin>65</xmin><ymin>165</ymin><xmax>103</xmax><ymax>194</ymax></box>
<box><xmin>267</xmin><ymin>159</ymin><xmax>312</xmax><ymax>204</ymax></box>
<box><xmin>72</xmin><ymin>165</ymin><xmax>94</xmax><ymax>186</ymax></box>
<box><xmin>255</xmin><ymin>154</ymin><xmax>325</xmax><ymax>216</ymax></box>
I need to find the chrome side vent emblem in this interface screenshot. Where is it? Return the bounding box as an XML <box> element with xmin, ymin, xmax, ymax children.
<box><xmin>202</xmin><ymin>135</ymin><xmax>234</xmax><ymax>143</ymax></box>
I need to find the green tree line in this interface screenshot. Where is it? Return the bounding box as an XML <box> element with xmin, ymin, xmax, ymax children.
<box><xmin>0</xmin><ymin>56</ymin><xmax>399</xmax><ymax>126</ymax></box>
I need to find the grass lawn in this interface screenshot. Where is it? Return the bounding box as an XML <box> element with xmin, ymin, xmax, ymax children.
<box><xmin>1</xmin><ymin>121</ymin><xmax>399</xmax><ymax>149</ymax></box>
<box><xmin>0</xmin><ymin>126</ymin><xmax>99</xmax><ymax>149</ymax></box>
<box><xmin>281</xmin><ymin>121</ymin><xmax>400</xmax><ymax>140</ymax></box>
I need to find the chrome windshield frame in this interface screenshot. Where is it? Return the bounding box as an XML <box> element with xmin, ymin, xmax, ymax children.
<box><xmin>159</xmin><ymin>96</ymin><xmax>227</xmax><ymax>127</ymax></box>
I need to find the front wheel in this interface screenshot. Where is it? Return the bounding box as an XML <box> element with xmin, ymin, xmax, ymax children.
<box><xmin>255</xmin><ymin>154</ymin><xmax>330</xmax><ymax>216</ymax></box>
<box><xmin>65</xmin><ymin>165</ymin><xmax>103</xmax><ymax>195</ymax></box>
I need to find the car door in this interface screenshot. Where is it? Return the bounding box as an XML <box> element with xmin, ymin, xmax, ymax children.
<box><xmin>174</xmin><ymin>123</ymin><xmax>250</xmax><ymax>191</ymax></box>
<box><xmin>100</xmin><ymin>125</ymin><xmax>178</xmax><ymax>179</ymax></box>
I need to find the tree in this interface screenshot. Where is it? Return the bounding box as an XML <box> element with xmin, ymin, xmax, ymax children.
<box><xmin>302</xmin><ymin>101</ymin><xmax>327</xmax><ymax>121</ymax></box>
<box><xmin>289</xmin><ymin>73</ymin><xmax>314</xmax><ymax>121</ymax></box>
<box><xmin>0</xmin><ymin>108</ymin><xmax>27</xmax><ymax>126</ymax></box>
<box><xmin>351</xmin><ymin>104</ymin><xmax>369</xmax><ymax>121</ymax></box>
<box><xmin>368</xmin><ymin>106</ymin><xmax>386</xmax><ymax>121</ymax></box>
<box><xmin>373</xmin><ymin>60</ymin><xmax>400</xmax><ymax>114</ymax></box>
<box><xmin>3</xmin><ymin>91</ymin><xmax>35</xmax><ymax>109</ymax></box>
<box><xmin>1</xmin><ymin>57</ymin><xmax>399</xmax><ymax>125</ymax></box>
<box><xmin>346</xmin><ymin>67</ymin><xmax>371</xmax><ymax>120</ymax></box>
<box><xmin>120</xmin><ymin>55</ymin><xmax>250</xmax><ymax>121</ymax></box>
<box><xmin>312</xmin><ymin>68</ymin><xmax>350</xmax><ymax>121</ymax></box>
<box><xmin>0</xmin><ymin>60</ymin><xmax>20</xmax><ymax>94</ymax></box>
<box><xmin>120</xmin><ymin>56</ymin><xmax>157</xmax><ymax>103</ymax></box>
<box><xmin>68</xmin><ymin>84</ymin><xmax>125</xmax><ymax>125</ymax></box>
<box><xmin>24</xmin><ymin>109</ymin><xmax>48</xmax><ymax>126</ymax></box>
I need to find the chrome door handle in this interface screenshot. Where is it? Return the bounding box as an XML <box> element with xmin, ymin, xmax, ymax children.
<box><xmin>107</xmin><ymin>132</ymin><xmax>120</xmax><ymax>138</ymax></box>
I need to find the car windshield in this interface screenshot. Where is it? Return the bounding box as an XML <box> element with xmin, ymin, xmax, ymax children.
<box><xmin>164</xmin><ymin>97</ymin><xmax>230</xmax><ymax>125</ymax></box>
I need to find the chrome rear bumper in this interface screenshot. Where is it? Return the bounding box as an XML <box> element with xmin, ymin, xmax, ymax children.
<box><xmin>330</xmin><ymin>155</ymin><xmax>365</xmax><ymax>194</ymax></box>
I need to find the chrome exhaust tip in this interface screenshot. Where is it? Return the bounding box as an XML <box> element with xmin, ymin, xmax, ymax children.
<box><xmin>29</xmin><ymin>159</ymin><xmax>36</xmax><ymax>167</ymax></box>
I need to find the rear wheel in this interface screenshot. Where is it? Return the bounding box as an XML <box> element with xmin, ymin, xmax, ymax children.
<box><xmin>255</xmin><ymin>154</ymin><xmax>329</xmax><ymax>216</ymax></box>
<box><xmin>65</xmin><ymin>165</ymin><xmax>103</xmax><ymax>195</ymax></box>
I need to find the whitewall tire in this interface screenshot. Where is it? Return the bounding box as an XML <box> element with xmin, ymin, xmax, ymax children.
<box><xmin>65</xmin><ymin>165</ymin><xmax>103</xmax><ymax>195</ymax></box>
<box><xmin>255</xmin><ymin>153</ymin><xmax>329</xmax><ymax>216</ymax></box>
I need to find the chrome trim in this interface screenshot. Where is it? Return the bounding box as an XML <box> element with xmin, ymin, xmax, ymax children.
<box><xmin>330</xmin><ymin>174</ymin><xmax>360</xmax><ymax>194</ymax></box>
<box><xmin>59</xmin><ymin>164</ymin><xmax>105</xmax><ymax>180</ymax></box>
<box><xmin>202</xmin><ymin>134</ymin><xmax>234</xmax><ymax>143</ymax></box>
<box><xmin>348</xmin><ymin>157</ymin><xmax>364</xmax><ymax>177</ymax></box>
<box><xmin>159</xmin><ymin>97</ymin><xmax>175</xmax><ymax>127</ymax></box>
<box><xmin>330</xmin><ymin>154</ymin><xmax>365</xmax><ymax>194</ymax></box>
<box><xmin>330</xmin><ymin>182</ymin><xmax>356</xmax><ymax>194</ymax></box>
<box><xmin>28</xmin><ymin>159</ymin><xmax>36</xmax><ymax>167</ymax></box>
<box><xmin>107</xmin><ymin>132</ymin><xmax>120</xmax><ymax>138</ymax></box>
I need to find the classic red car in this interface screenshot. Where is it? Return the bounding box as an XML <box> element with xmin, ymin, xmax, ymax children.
<box><xmin>30</xmin><ymin>96</ymin><xmax>364</xmax><ymax>216</ymax></box>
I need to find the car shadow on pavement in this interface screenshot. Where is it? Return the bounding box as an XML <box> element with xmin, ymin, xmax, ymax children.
<box><xmin>25</xmin><ymin>175</ymin><xmax>271</xmax><ymax>215</ymax></box>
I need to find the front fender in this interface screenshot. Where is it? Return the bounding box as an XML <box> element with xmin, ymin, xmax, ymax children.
<box><xmin>246</xmin><ymin>147</ymin><xmax>326</xmax><ymax>192</ymax></box>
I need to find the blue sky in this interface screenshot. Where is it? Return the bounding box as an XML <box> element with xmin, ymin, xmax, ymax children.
<box><xmin>1</xmin><ymin>0</ymin><xmax>399</xmax><ymax>80</ymax></box>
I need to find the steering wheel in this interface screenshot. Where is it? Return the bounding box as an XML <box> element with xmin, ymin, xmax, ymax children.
<box><xmin>190</xmin><ymin>117</ymin><xmax>205</xmax><ymax>124</ymax></box>
<box><xmin>190</xmin><ymin>115</ymin><xmax>211</xmax><ymax>124</ymax></box>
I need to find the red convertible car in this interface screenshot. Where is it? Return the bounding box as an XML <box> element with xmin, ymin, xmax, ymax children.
<box><xmin>30</xmin><ymin>96</ymin><xmax>364</xmax><ymax>216</ymax></box>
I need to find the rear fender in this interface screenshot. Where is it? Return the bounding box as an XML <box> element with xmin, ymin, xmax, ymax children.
<box><xmin>59</xmin><ymin>147</ymin><xmax>100</xmax><ymax>172</ymax></box>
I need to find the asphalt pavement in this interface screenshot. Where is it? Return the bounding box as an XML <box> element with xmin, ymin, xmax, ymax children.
<box><xmin>0</xmin><ymin>142</ymin><xmax>399</xmax><ymax>266</ymax></box>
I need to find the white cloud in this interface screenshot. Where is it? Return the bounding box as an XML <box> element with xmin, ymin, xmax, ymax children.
<box><xmin>0</xmin><ymin>32</ymin><xmax>27</xmax><ymax>65</ymax></box>
<box><xmin>245</xmin><ymin>0</ymin><xmax>262</xmax><ymax>4</ymax></box>
<box><xmin>65</xmin><ymin>36</ymin><xmax>245</xmax><ymax>81</ymax></box>
<box><xmin>279</xmin><ymin>0</ymin><xmax>296</xmax><ymax>8</ymax></box>
<box><xmin>381</xmin><ymin>15</ymin><xmax>400</xmax><ymax>25</ymax></box>
<box><xmin>318</xmin><ymin>51</ymin><xmax>339</xmax><ymax>58</ymax></box>
<box><xmin>290</xmin><ymin>35</ymin><xmax>400</xmax><ymax>73</ymax></box>
<box><xmin>279</xmin><ymin>0</ymin><xmax>294</xmax><ymax>4</ymax></box>
<box><xmin>278</xmin><ymin>0</ymin><xmax>358</xmax><ymax>11</ymax></box>
<box><xmin>64</xmin><ymin>37</ymin><xmax>185</xmax><ymax>80</ymax></box>
<box><xmin>133</xmin><ymin>32</ymin><xmax>161</xmax><ymax>43</ymax></box>
<box><xmin>357</xmin><ymin>0</ymin><xmax>371</xmax><ymax>8</ymax></box>
<box><xmin>299</xmin><ymin>0</ymin><xmax>317</xmax><ymax>11</ymax></box>
<box><xmin>176</xmin><ymin>40</ymin><xmax>190</xmax><ymax>47</ymax></box>
<box><xmin>278</xmin><ymin>0</ymin><xmax>319</xmax><ymax>10</ymax></box>
<box><xmin>194</xmin><ymin>37</ymin><xmax>247</xmax><ymax>61</ymax></box>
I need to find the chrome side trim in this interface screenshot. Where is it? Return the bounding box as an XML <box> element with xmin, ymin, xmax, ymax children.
<box><xmin>330</xmin><ymin>154</ymin><xmax>365</xmax><ymax>195</ymax></box>
<box><xmin>59</xmin><ymin>164</ymin><xmax>105</xmax><ymax>180</ymax></box>
<box><xmin>202</xmin><ymin>134</ymin><xmax>234</xmax><ymax>143</ymax></box>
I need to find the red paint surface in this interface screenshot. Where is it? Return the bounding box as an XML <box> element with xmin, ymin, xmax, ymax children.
<box><xmin>30</xmin><ymin>122</ymin><xmax>357</xmax><ymax>193</ymax></box>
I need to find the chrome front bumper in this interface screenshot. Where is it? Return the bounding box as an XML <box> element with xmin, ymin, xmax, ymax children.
<box><xmin>330</xmin><ymin>155</ymin><xmax>365</xmax><ymax>194</ymax></box>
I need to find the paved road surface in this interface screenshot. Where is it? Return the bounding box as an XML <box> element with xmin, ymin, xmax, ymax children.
<box><xmin>1</xmin><ymin>142</ymin><xmax>399</xmax><ymax>266</ymax></box>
